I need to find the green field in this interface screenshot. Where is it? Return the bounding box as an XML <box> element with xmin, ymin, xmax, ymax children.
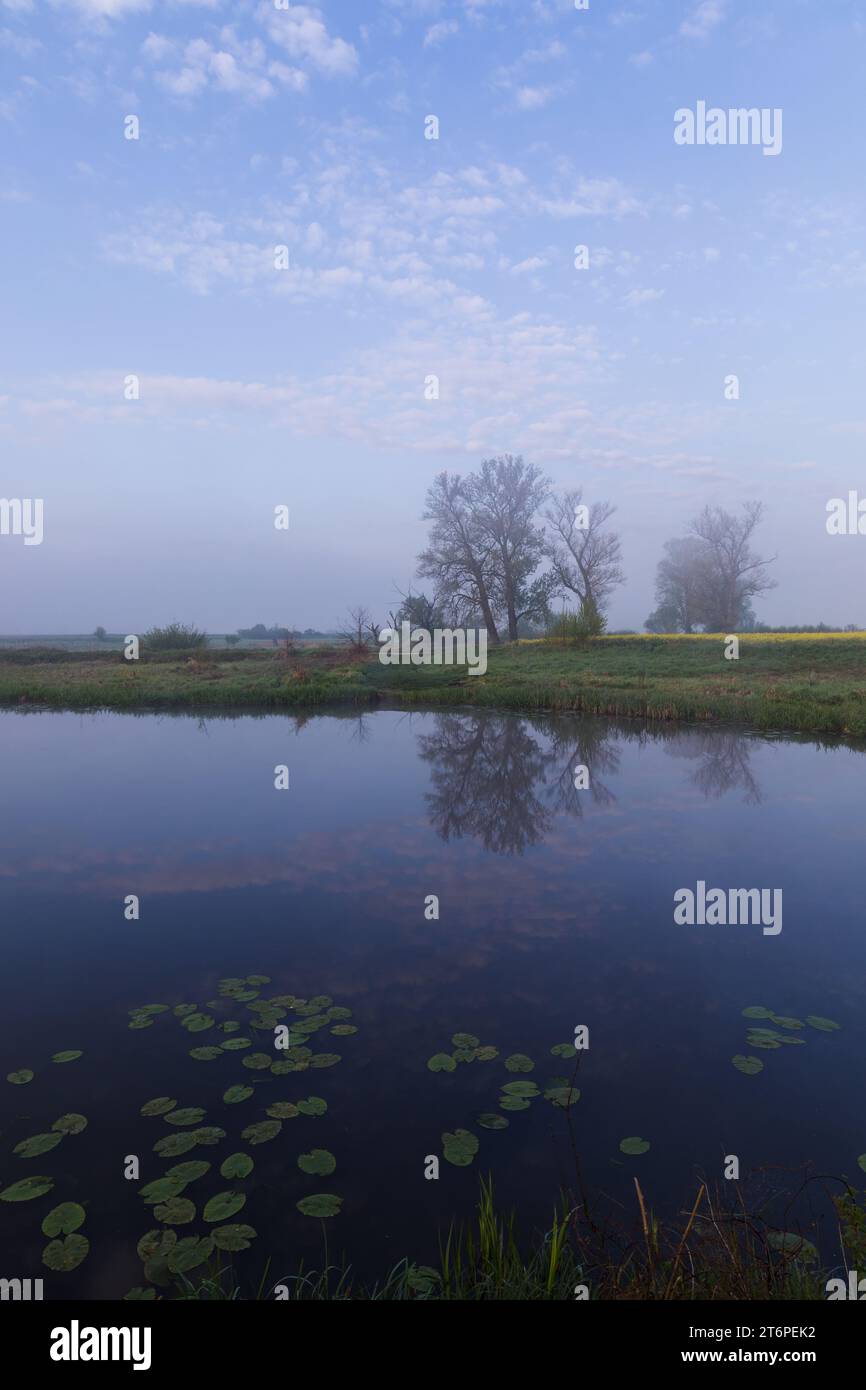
<box><xmin>3</xmin><ymin>633</ymin><xmax>866</xmax><ymax>738</ymax></box>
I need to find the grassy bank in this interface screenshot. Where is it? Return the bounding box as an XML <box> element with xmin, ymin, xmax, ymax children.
<box><xmin>2</xmin><ymin>634</ymin><xmax>866</xmax><ymax>737</ymax></box>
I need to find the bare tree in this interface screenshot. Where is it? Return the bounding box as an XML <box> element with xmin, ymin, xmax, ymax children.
<box><xmin>647</xmin><ymin>537</ymin><xmax>707</xmax><ymax>633</ymax></box>
<box><xmin>467</xmin><ymin>455</ymin><xmax>552</xmax><ymax>642</ymax></box>
<box><xmin>417</xmin><ymin>472</ymin><xmax>502</xmax><ymax>643</ymax></box>
<box><xmin>339</xmin><ymin>606</ymin><xmax>372</xmax><ymax>653</ymax></box>
<box><xmin>689</xmin><ymin>502</ymin><xmax>776</xmax><ymax>631</ymax></box>
<box><xmin>544</xmin><ymin>489</ymin><xmax>625</xmax><ymax>612</ymax></box>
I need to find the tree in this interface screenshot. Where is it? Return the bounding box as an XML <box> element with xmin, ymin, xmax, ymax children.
<box><xmin>688</xmin><ymin>502</ymin><xmax>776</xmax><ymax>631</ymax></box>
<box><xmin>467</xmin><ymin>455</ymin><xmax>552</xmax><ymax>642</ymax></box>
<box><xmin>93</xmin><ymin>625</ymin><xmax>107</xmax><ymax>641</ymax></box>
<box><xmin>339</xmin><ymin>606</ymin><xmax>372</xmax><ymax>653</ymax></box>
<box><xmin>418</xmin><ymin>472</ymin><xmax>502</xmax><ymax>643</ymax></box>
<box><xmin>646</xmin><ymin>537</ymin><xmax>707</xmax><ymax>633</ymax></box>
<box><xmin>394</xmin><ymin>590</ymin><xmax>445</xmax><ymax>632</ymax></box>
<box><xmin>544</xmin><ymin>489</ymin><xmax>624</xmax><ymax>614</ymax></box>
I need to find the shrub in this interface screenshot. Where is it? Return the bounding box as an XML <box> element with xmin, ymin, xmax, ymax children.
<box><xmin>547</xmin><ymin>597</ymin><xmax>606</xmax><ymax>644</ymax></box>
<box><xmin>141</xmin><ymin>623</ymin><xmax>208</xmax><ymax>652</ymax></box>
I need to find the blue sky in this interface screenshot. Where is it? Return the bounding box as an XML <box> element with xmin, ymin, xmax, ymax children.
<box><xmin>2</xmin><ymin>0</ymin><xmax>865</xmax><ymax>631</ymax></box>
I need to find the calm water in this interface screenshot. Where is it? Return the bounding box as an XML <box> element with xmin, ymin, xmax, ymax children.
<box><xmin>1</xmin><ymin>707</ymin><xmax>864</xmax><ymax>1298</ymax></box>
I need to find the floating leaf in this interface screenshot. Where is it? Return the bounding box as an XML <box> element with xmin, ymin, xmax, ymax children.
<box><xmin>14</xmin><ymin>1132</ymin><xmax>63</xmax><ymax>1159</ymax></box>
<box><xmin>766</xmin><ymin>1232</ymin><xmax>819</xmax><ymax>1262</ymax></box>
<box><xmin>42</xmin><ymin>1202</ymin><xmax>86</xmax><ymax>1237</ymax></box>
<box><xmin>427</xmin><ymin>1053</ymin><xmax>457</xmax><ymax>1073</ymax></box>
<box><xmin>52</xmin><ymin>1050</ymin><xmax>82</xmax><ymax>1063</ymax></box>
<box><xmin>6</xmin><ymin>1069</ymin><xmax>34</xmax><ymax>1085</ymax></box>
<box><xmin>137</xmin><ymin>1229</ymin><xmax>176</xmax><ymax>1261</ymax></box>
<box><xmin>297</xmin><ymin>1097</ymin><xmax>327</xmax><ymax>1117</ymax></box>
<box><xmin>451</xmin><ymin>1033</ymin><xmax>479</xmax><ymax>1048</ymax></box>
<box><xmin>241</xmin><ymin>1053</ymin><xmax>272</xmax><ymax>1072</ymax></box>
<box><xmin>212</xmin><ymin>1223</ymin><xmax>257</xmax><ymax>1251</ymax></box>
<box><xmin>327</xmin><ymin>1006</ymin><xmax>352</xmax><ymax>1020</ymax></box>
<box><xmin>164</xmin><ymin>1107</ymin><xmax>207</xmax><ymax>1127</ymax></box>
<box><xmin>124</xmin><ymin>1287</ymin><xmax>157</xmax><ymax>1300</ymax></box>
<box><xmin>310</xmin><ymin>1053</ymin><xmax>340</xmax><ymax>1069</ymax></box>
<box><xmin>806</xmin><ymin>1015</ymin><xmax>841</xmax><ymax>1032</ymax></box>
<box><xmin>154</xmin><ymin>1196</ymin><xmax>196</xmax><ymax>1225</ymax></box>
<box><xmin>129</xmin><ymin>1017</ymin><xmax>153</xmax><ymax>1030</ymax></box>
<box><xmin>741</xmin><ymin>1006</ymin><xmax>772</xmax><ymax>1019</ymax></box>
<box><xmin>501</xmin><ymin>1080</ymin><xmax>539</xmax><ymax>1098</ymax></box>
<box><xmin>241</xmin><ymin>1120</ymin><xmax>282</xmax><ymax>1146</ymax></box>
<box><xmin>330</xmin><ymin>1024</ymin><xmax>357</xmax><ymax>1036</ymax></box>
<box><xmin>173</xmin><ymin>1004</ymin><xmax>197</xmax><ymax>1017</ymax></box>
<box><xmin>298</xmin><ymin>1148</ymin><xmax>336</xmax><ymax>1176</ymax></box>
<box><xmin>167</xmin><ymin>1236</ymin><xmax>214</xmax><ymax>1274</ymax></box>
<box><xmin>474</xmin><ymin>1046</ymin><xmax>498</xmax><ymax>1062</ymax></box>
<box><xmin>297</xmin><ymin>1194</ymin><xmax>342</xmax><ymax>1218</ymax></box>
<box><xmin>221</xmin><ymin>1021</ymin><xmax>241</xmax><ymax>1034</ymax></box>
<box><xmin>203</xmin><ymin>1191</ymin><xmax>247</xmax><ymax>1223</ymax></box>
<box><xmin>43</xmin><ymin>1233</ymin><xmax>89</xmax><ymax>1271</ymax></box>
<box><xmin>546</xmin><ymin>1086</ymin><xmax>580</xmax><ymax>1108</ymax></box>
<box><xmin>247</xmin><ymin>975</ymin><xmax>272</xmax><ymax>986</ymax></box>
<box><xmin>477</xmin><ymin>1113</ymin><xmax>509</xmax><ymax>1130</ymax></box>
<box><xmin>141</xmin><ymin>1097</ymin><xmax>177</xmax><ymax>1118</ymax></box>
<box><xmin>442</xmin><ymin>1129</ymin><xmax>479</xmax><ymax>1167</ymax></box>
<box><xmin>51</xmin><ymin>1113</ymin><xmax>87</xmax><ymax>1135</ymax></box>
<box><xmin>619</xmin><ymin>1137</ymin><xmax>650</xmax><ymax>1156</ymax></box>
<box><xmin>504</xmin><ymin>1054</ymin><xmax>535</xmax><ymax>1073</ymax></box>
<box><xmin>732</xmin><ymin>1055</ymin><xmax>764</xmax><ymax>1075</ymax></box>
<box><xmin>406</xmin><ymin>1266</ymin><xmax>440</xmax><ymax>1294</ymax></box>
<box><xmin>550</xmin><ymin>1043</ymin><xmax>576</xmax><ymax>1058</ymax></box>
<box><xmin>220</xmin><ymin>1153</ymin><xmax>254</xmax><ymax>1179</ymax></box>
<box><xmin>190</xmin><ymin>1046</ymin><xmax>223</xmax><ymax>1061</ymax></box>
<box><xmin>235</xmin><ymin>990</ymin><xmax>258</xmax><ymax>1003</ymax></box>
<box><xmin>132</xmin><ymin>1005</ymin><xmax>169</xmax><ymax>1017</ymax></box>
<box><xmin>190</xmin><ymin>1126</ymin><xmax>226</xmax><ymax>1147</ymax></box>
<box><xmin>165</xmin><ymin>1161</ymin><xmax>210</xmax><ymax>1184</ymax></box>
<box><xmin>221</xmin><ymin>1038</ymin><xmax>252</xmax><ymax>1051</ymax></box>
<box><xmin>747</xmin><ymin>1037</ymin><xmax>781</xmax><ymax>1050</ymax></box>
<box><xmin>223</xmin><ymin>1085</ymin><xmax>254</xmax><ymax>1105</ymax></box>
<box><xmin>1</xmin><ymin>1175</ymin><xmax>54</xmax><ymax>1202</ymax></box>
<box><xmin>769</xmin><ymin>1015</ymin><xmax>804</xmax><ymax>1030</ymax></box>
<box><xmin>857</xmin><ymin>1155</ymin><xmax>866</xmax><ymax>1174</ymax></box>
<box><xmin>153</xmin><ymin>1133</ymin><xmax>198</xmax><ymax>1157</ymax></box>
<box><xmin>139</xmin><ymin>1177</ymin><xmax>187</xmax><ymax>1205</ymax></box>
<box><xmin>499</xmin><ymin>1096</ymin><xmax>530</xmax><ymax>1111</ymax></box>
<box><xmin>266</xmin><ymin>1103</ymin><xmax>298</xmax><ymax>1120</ymax></box>
<box><xmin>182</xmin><ymin>1013</ymin><xmax>214</xmax><ymax>1033</ymax></box>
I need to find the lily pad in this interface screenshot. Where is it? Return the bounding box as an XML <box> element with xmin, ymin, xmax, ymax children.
<box><xmin>164</xmin><ymin>1107</ymin><xmax>207</xmax><ymax>1127</ymax></box>
<box><xmin>42</xmin><ymin>1233</ymin><xmax>90</xmax><ymax>1271</ymax></box>
<box><xmin>247</xmin><ymin>975</ymin><xmax>272</xmax><ymax>986</ymax></box>
<box><xmin>242</xmin><ymin>1052</ymin><xmax>272</xmax><ymax>1071</ymax></box>
<box><xmin>297</xmin><ymin>1148</ymin><xmax>336</xmax><ymax>1176</ymax></box>
<box><xmin>137</xmin><ymin>1229</ymin><xmax>177</xmax><ymax>1261</ymax></box>
<box><xmin>141</xmin><ymin>1097</ymin><xmax>177</xmax><ymax>1117</ymax></box>
<box><xmin>474</xmin><ymin>1046</ymin><xmax>498</xmax><ymax>1062</ymax></box>
<box><xmin>241</xmin><ymin>1119</ymin><xmax>282</xmax><ymax>1146</ymax></box>
<box><xmin>451</xmin><ymin>1033</ymin><xmax>479</xmax><ymax>1048</ymax></box>
<box><xmin>546</xmin><ymin>1086</ymin><xmax>580</xmax><ymax>1108</ymax></box>
<box><xmin>212</xmin><ymin>1223</ymin><xmax>257</xmax><ymax>1251</ymax></box>
<box><xmin>173</xmin><ymin>1004</ymin><xmax>197</xmax><ymax>1017</ymax></box>
<box><xmin>310</xmin><ymin>1053</ymin><xmax>340</xmax><ymax>1069</ymax></box>
<box><xmin>190</xmin><ymin>1046</ymin><xmax>223</xmax><ymax>1061</ymax></box>
<box><xmin>550</xmin><ymin>1043</ymin><xmax>576</xmax><ymax>1058</ymax></box>
<box><xmin>165</xmin><ymin>1160</ymin><xmax>211</xmax><ymax>1184</ymax></box>
<box><xmin>806</xmin><ymin>1015</ymin><xmax>841</xmax><ymax>1032</ymax></box>
<box><xmin>741</xmin><ymin>1006</ymin><xmax>773</xmax><ymax>1019</ymax></box>
<box><xmin>42</xmin><ymin>1202</ymin><xmax>86</xmax><ymax>1237</ymax></box>
<box><xmin>477</xmin><ymin>1113</ymin><xmax>509</xmax><ymax>1130</ymax></box>
<box><xmin>504</xmin><ymin>1054</ymin><xmax>534</xmax><ymax>1073</ymax></box>
<box><xmin>167</xmin><ymin>1236</ymin><xmax>214</xmax><ymax>1274</ymax></box>
<box><xmin>154</xmin><ymin>1196</ymin><xmax>196</xmax><ymax>1225</ymax></box>
<box><xmin>14</xmin><ymin>1132</ymin><xmax>64</xmax><ymax>1159</ymax></box>
<box><xmin>221</xmin><ymin>1037</ymin><xmax>252</xmax><ymax>1050</ymax></box>
<box><xmin>220</xmin><ymin>1153</ymin><xmax>254</xmax><ymax>1179</ymax></box>
<box><xmin>266</xmin><ymin>1102</ymin><xmax>298</xmax><ymax>1120</ymax></box>
<box><xmin>297</xmin><ymin>1097</ymin><xmax>327</xmax><ymax>1117</ymax></box>
<box><xmin>139</xmin><ymin>1177</ymin><xmax>187</xmax><ymax>1204</ymax></box>
<box><xmin>499</xmin><ymin>1096</ymin><xmax>530</xmax><ymax>1111</ymax></box>
<box><xmin>857</xmin><ymin>1154</ymin><xmax>866</xmax><ymax>1174</ymax></box>
<box><xmin>51</xmin><ymin>1113</ymin><xmax>88</xmax><ymax>1135</ymax></box>
<box><xmin>223</xmin><ymin>1085</ymin><xmax>254</xmax><ymax>1105</ymax></box>
<box><xmin>0</xmin><ymin>1175</ymin><xmax>55</xmax><ymax>1202</ymax></box>
<box><xmin>442</xmin><ymin>1129</ymin><xmax>479</xmax><ymax>1167</ymax></box>
<box><xmin>153</xmin><ymin>1133</ymin><xmax>198</xmax><ymax>1158</ymax></box>
<box><xmin>427</xmin><ymin>1053</ymin><xmax>457</xmax><ymax>1073</ymax></box>
<box><xmin>190</xmin><ymin>1126</ymin><xmax>226</xmax><ymax>1147</ymax></box>
<box><xmin>182</xmin><ymin>1013</ymin><xmax>215</xmax><ymax>1033</ymax></box>
<box><xmin>326</xmin><ymin>1006</ymin><xmax>352</xmax><ymax>1020</ymax></box>
<box><xmin>619</xmin><ymin>1137</ymin><xmax>650</xmax><ymax>1156</ymax></box>
<box><xmin>124</xmin><ymin>1287</ymin><xmax>157</xmax><ymax>1300</ymax></box>
<box><xmin>330</xmin><ymin>1024</ymin><xmax>357</xmax><ymax>1036</ymax></box>
<box><xmin>6</xmin><ymin>1069</ymin><xmax>34</xmax><ymax>1085</ymax></box>
<box><xmin>52</xmin><ymin>1050</ymin><xmax>83</xmax><ymax>1063</ymax></box>
<box><xmin>769</xmin><ymin>1015</ymin><xmax>804</xmax><ymax>1030</ymax></box>
<box><xmin>501</xmin><ymin>1080</ymin><xmax>539</xmax><ymax>1098</ymax></box>
<box><xmin>203</xmin><ymin>1191</ymin><xmax>247</xmax><ymax>1223</ymax></box>
<box><xmin>296</xmin><ymin>1193</ymin><xmax>342</xmax><ymax>1218</ymax></box>
<box><xmin>732</xmin><ymin>1055</ymin><xmax>764</xmax><ymax>1075</ymax></box>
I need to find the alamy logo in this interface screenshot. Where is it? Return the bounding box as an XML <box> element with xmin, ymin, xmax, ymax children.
<box><xmin>826</xmin><ymin>492</ymin><xmax>866</xmax><ymax>535</ymax></box>
<box><xmin>674</xmin><ymin>880</ymin><xmax>782</xmax><ymax>936</ymax></box>
<box><xmin>379</xmin><ymin>622</ymin><xmax>488</xmax><ymax>676</ymax></box>
<box><xmin>0</xmin><ymin>1276</ymin><xmax>43</xmax><ymax>1300</ymax></box>
<box><xmin>826</xmin><ymin>1271</ymin><xmax>866</xmax><ymax>1299</ymax></box>
<box><xmin>50</xmin><ymin>1321</ymin><xmax>152</xmax><ymax>1371</ymax></box>
<box><xmin>0</xmin><ymin>497</ymin><xmax>43</xmax><ymax>545</ymax></box>
<box><xmin>674</xmin><ymin>101</ymin><xmax>783</xmax><ymax>157</ymax></box>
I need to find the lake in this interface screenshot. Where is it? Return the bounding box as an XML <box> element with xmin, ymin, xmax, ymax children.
<box><xmin>1</xmin><ymin>707</ymin><xmax>863</xmax><ymax>1298</ymax></box>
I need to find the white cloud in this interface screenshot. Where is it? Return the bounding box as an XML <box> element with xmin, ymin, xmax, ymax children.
<box><xmin>680</xmin><ymin>1</ymin><xmax>726</xmax><ymax>41</ymax></box>
<box><xmin>515</xmin><ymin>85</ymin><xmax>555</xmax><ymax>110</ymax></box>
<box><xmin>424</xmin><ymin>20</ymin><xmax>458</xmax><ymax>48</ymax></box>
<box><xmin>260</xmin><ymin>2</ymin><xmax>358</xmax><ymax>78</ymax></box>
<box><xmin>623</xmin><ymin>287</ymin><xmax>664</xmax><ymax>307</ymax></box>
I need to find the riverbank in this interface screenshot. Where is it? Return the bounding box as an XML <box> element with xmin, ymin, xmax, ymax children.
<box><xmin>2</xmin><ymin>635</ymin><xmax>865</xmax><ymax>737</ymax></box>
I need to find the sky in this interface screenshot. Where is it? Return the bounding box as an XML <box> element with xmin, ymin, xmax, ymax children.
<box><xmin>1</xmin><ymin>0</ymin><xmax>865</xmax><ymax>633</ymax></box>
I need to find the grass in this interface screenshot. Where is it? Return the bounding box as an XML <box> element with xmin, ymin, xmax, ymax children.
<box><xmin>2</xmin><ymin>633</ymin><xmax>866</xmax><ymax>737</ymax></box>
<box><xmin>166</xmin><ymin>1173</ymin><xmax>862</xmax><ymax>1302</ymax></box>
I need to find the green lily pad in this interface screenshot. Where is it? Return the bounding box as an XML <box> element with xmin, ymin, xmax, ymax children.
<box><xmin>137</xmin><ymin>1229</ymin><xmax>177</xmax><ymax>1261</ymax></box>
<box><xmin>732</xmin><ymin>1055</ymin><xmax>764</xmax><ymax>1075</ymax></box>
<box><xmin>247</xmin><ymin>975</ymin><xmax>272</xmax><ymax>986</ymax></box>
<box><xmin>124</xmin><ymin>1287</ymin><xmax>157</xmax><ymax>1300</ymax></box>
<box><xmin>42</xmin><ymin>1202</ymin><xmax>86</xmax><ymax>1237</ymax></box>
<box><xmin>129</xmin><ymin>1017</ymin><xmax>153</xmax><ymax>1030</ymax></box>
<box><xmin>220</xmin><ymin>1153</ymin><xmax>254</xmax><ymax>1179</ymax></box>
<box><xmin>296</xmin><ymin>1193</ymin><xmax>342</xmax><ymax>1218</ymax></box>
<box><xmin>139</xmin><ymin>1177</ymin><xmax>187</xmax><ymax>1204</ymax></box>
<box><xmin>154</xmin><ymin>1196</ymin><xmax>196</xmax><ymax>1225</ymax></box>
<box><xmin>173</xmin><ymin>1004</ymin><xmax>198</xmax><ymax>1017</ymax></box>
<box><xmin>14</xmin><ymin>1132</ymin><xmax>64</xmax><ymax>1159</ymax></box>
<box><xmin>167</xmin><ymin>1236</ymin><xmax>214</xmax><ymax>1274</ymax></box>
<box><xmin>42</xmin><ymin>1233</ymin><xmax>89</xmax><ymax>1271</ymax></box>
<box><xmin>297</xmin><ymin>1097</ymin><xmax>327</xmax><ymax>1117</ymax></box>
<box><xmin>51</xmin><ymin>1113</ymin><xmax>88</xmax><ymax>1135</ymax></box>
<box><xmin>442</xmin><ymin>1129</ymin><xmax>479</xmax><ymax>1167</ymax></box>
<box><xmin>474</xmin><ymin>1046</ymin><xmax>498</xmax><ymax>1062</ymax></box>
<box><xmin>182</xmin><ymin>1013</ymin><xmax>215</xmax><ymax>1033</ymax></box>
<box><xmin>619</xmin><ymin>1137</ymin><xmax>650</xmax><ymax>1156</ymax></box>
<box><xmin>190</xmin><ymin>1126</ymin><xmax>225</xmax><ymax>1147</ymax></box>
<box><xmin>212</xmin><ymin>1223</ymin><xmax>257</xmax><ymax>1251</ymax></box>
<box><xmin>766</xmin><ymin>1232</ymin><xmax>819</xmax><ymax>1262</ymax></box>
<box><xmin>6</xmin><ymin>1069</ymin><xmax>34</xmax><ymax>1085</ymax></box>
<box><xmin>164</xmin><ymin>1107</ymin><xmax>207</xmax><ymax>1127</ymax></box>
<box><xmin>132</xmin><ymin>1005</ymin><xmax>169</xmax><ymax>1016</ymax></box>
<box><xmin>747</xmin><ymin>1037</ymin><xmax>781</xmax><ymax>1050</ymax></box>
<box><xmin>741</xmin><ymin>1006</ymin><xmax>772</xmax><ymax>1019</ymax></box>
<box><xmin>504</xmin><ymin>1054</ymin><xmax>534</xmax><ymax>1073</ymax></box>
<box><xmin>330</xmin><ymin>1024</ymin><xmax>357</xmax><ymax>1036</ymax></box>
<box><xmin>165</xmin><ymin>1161</ymin><xmax>211</xmax><ymax>1184</ymax></box>
<box><xmin>310</xmin><ymin>1053</ymin><xmax>340</xmax><ymax>1069</ymax></box>
<box><xmin>203</xmin><ymin>1191</ymin><xmax>247</xmax><ymax>1223</ymax></box>
<box><xmin>0</xmin><ymin>1175</ymin><xmax>55</xmax><ymax>1202</ymax></box>
<box><xmin>297</xmin><ymin>1148</ymin><xmax>336</xmax><ymax>1176</ymax></box>
<box><xmin>190</xmin><ymin>1046</ymin><xmax>223</xmax><ymax>1061</ymax></box>
<box><xmin>242</xmin><ymin>1052</ymin><xmax>272</xmax><ymax>1071</ymax></box>
<box><xmin>141</xmin><ymin>1097</ymin><xmax>177</xmax><ymax>1117</ymax></box>
<box><xmin>806</xmin><ymin>1015</ymin><xmax>841</xmax><ymax>1032</ymax></box>
<box><xmin>52</xmin><ymin>1050</ymin><xmax>83</xmax><ymax>1063</ymax></box>
<box><xmin>769</xmin><ymin>1015</ymin><xmax>804</xmax><ymax>1030</ymax></box>
<box><xmin>546</xmin><ymin>1086</ymin><xmax>581</xmax><ymax>1108</ymax></box>
<box><xmin>501</xmin><ymin>1080</ymin><xmax>539</xmax><ymax>1098</ymax></box>
<box><xmin>326</xmin><ymin>1006</ymin><xmax>352</xmax><ymax>1020</ymax></box>
<box><xmin>223</xmin><ymin>1085</ymin><xmax>254</xmax><ymax>1105</ymax></box>
<box><xmin>272</xmin><ymin>1060</ymin><xmax>304</xmax><ymax>1075</ymax></box>
<box><xmin>550</xmin><ymin>1043</ymin><xmax>576</xmax><ymax>1058</ymax></box>
<box><xmin>241</xmin><ymin>1119</ymin><xmax>282</xmax><ymax>1146</ymax></box>
<box><xmin>857</xmin><ymin>1154</ymin><xmax>866</xmax><ymax>1174</ymax></box>
<box><xmin>153</xmin><ymin>1132</ymin><xmax>198</xmax><ymax>1157</ymax></box>
<box><xmin>427</xmin><ymin>1053</ymin><xmax>457</xmax><ymax>1073</ymax></box>
<box><xmin>477</xmin><ymin>1113</ymin><xmax>509</xmax><ymax>1130</ymax></box>
<box><xmin>266</xmin><ymin>1102</ymin><xmax>298</xmax><ymax>1120</ymax></box>
<box><xmin>221</xmin><ymin>1037</ymin><xmax>252</xmax><ymax>1050</ymax></box>
<box><xmin>451</xmin><ymin>1033</ymin><xmax>479</xmax><ymax>1048</ymax></box>
<box><xmin>499</xmin><ymin>1096</ymin><xmax>530</xmax><ymax>1111</ymax></box>
<box><xmin>221</xmin><ymin>1021</ymin><xmax>240</xmax><ymax>1034</ymax></box>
